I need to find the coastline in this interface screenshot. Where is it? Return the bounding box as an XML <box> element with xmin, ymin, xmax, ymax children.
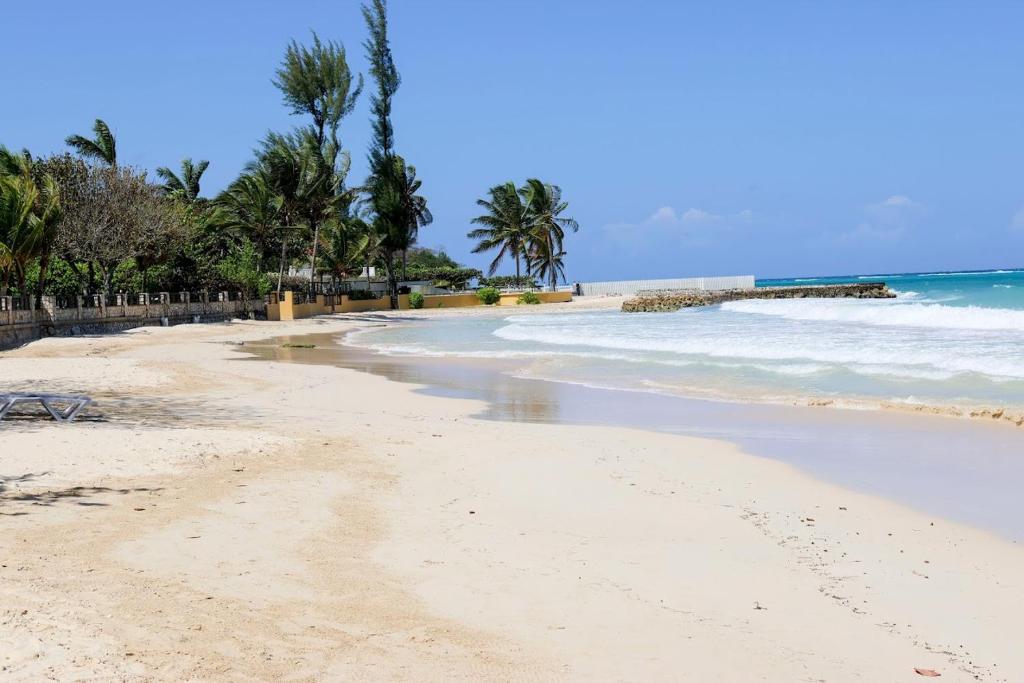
<box><xmin>344</xmin><ymin>297</ymin><xmax>1024</xmax><ymax>430</ymax></box>
<box><xmin>2</xmin><ymin>312</ymin><xmax>1023</xmax><ymax>680</ymax></box>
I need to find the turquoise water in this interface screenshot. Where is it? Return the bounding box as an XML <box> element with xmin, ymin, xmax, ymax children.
<box><xmin>350</xmin><ymin>269</ymin><xmax>1024</xmax><ymax>414</ymax></box>
<box><xmin>761</xmin><ymin>268</ymin><xmax>1024</xmax><ymax>310</ymax></box>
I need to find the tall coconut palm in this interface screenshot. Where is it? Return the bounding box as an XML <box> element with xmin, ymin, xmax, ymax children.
<box><xmin>0</xmin><ymin>175</ymin><xmax>40</xmax><ymax>295</ymax></box>
<box><xmin>157</xmin><ymin>158</ymin><xmax>209</xmax><ymax>203</ymax></box>
<box><xmin>65</xmin><ymin>119</ymin><xmax>117</xmax><ymax>166</ymax></box>
<box><xmin>215</xmin><ymin>171</ymin><xmax>283</xmax><ymax>264</ymax></box>
<box><xmin>251</xmin><ymin>133</ymin><xmax>329</xmax><ymax>294</ymax></box>
<box><xmin>468</xmin><ymin>181</ymin><xmax>533</xmax><ymax>282</ymax></box>
<box><xmin>522</xmin><ymin>179</ymin><xmax>578</xmax><ymax>291</ymax></box>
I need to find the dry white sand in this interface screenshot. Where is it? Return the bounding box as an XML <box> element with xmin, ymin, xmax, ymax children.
<box><xmin>1</xmin><ymin>308</ymin><xmax>1023</xmax><ymax>681</ymax></box>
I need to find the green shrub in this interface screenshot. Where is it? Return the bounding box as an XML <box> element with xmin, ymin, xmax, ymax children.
<box><xmin>347</xmin><ymin>289</ymin><xmax>378</xmax><ymax>301</ymax></box>
<box><xmin>480</xmin><ymin>275</ymin><xmax>538</xmax><ymax>290</ymax></box>
<box><xmin>516</xmin><ymin>291</ymin><xmax>541</xmax><ymax>305</ymax></box>
<box><xmin>409</xmin><ymin>292</ymin><xmax>424</xmax><ymax>309</ymax></box>
<box><xmin>217</xmin><ymin>240</ymin><xmax>273</xmax><ymax>299</ymax></box>
<box><xmin>477</xmin><ymin>287</ymin><xmax>501</xmax><ymax>305</ymax></box>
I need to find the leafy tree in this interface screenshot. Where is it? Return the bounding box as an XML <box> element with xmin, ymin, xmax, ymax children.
<box><xmin>523</xmin><ymin>179</ymin><xmax>578</xmax><ymax>291</ymax></box>
<box><xmin>273</xmin><ymin>32</ymin><xmax>361</xmax><ymax>292</ymax></box>
<box><xmin>56</xmin><ymin>164</ymin><xmax>187</xmax><ymax>296</ymax></box>
<box><xmin>468</xmin><ymin>181</ymin><xmax>533</xmax><ymax>279</ymax></box>
<box><xmin>404</xmin><ymin>246</ymin><xmax>459</xmax><ymax>270</ymax></box>
<box><xmin>218</xmin><ymin>239</ymin><xmax>272</xmax><ymax>305</ymax></box>
<box><xmin>157</xmin><ymin>158</ymin><xmax>210</xmax><ymax>203</ymax></box>
<box><xmin>404</xmin><ymin>265</ymin><xmax>481</xmax><ymax>290</ymax></box>
<box><xmin>65</xmin><ymin>119</ymin><xmax>117</xmax><ymax>166</ymax></box>
<box><xmin>362</xmin><ymin>0</ymin><xmax>431</xmax><ymax>308</ymax></box>
<box><xmin>274</xmin><ymin>33</ymin><xmax>363</xmax><ymax>150</ymax></box>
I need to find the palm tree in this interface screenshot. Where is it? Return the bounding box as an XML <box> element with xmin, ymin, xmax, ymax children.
<box><xmin>0</xmin><ymin>175</ymin><xmax>40</xmax><ymax>295</ymax></box>
<box><xmin>468</xmin><ymin>181</ymin><xmax>533</xmax><ymax>282</ymax></box>
<box><xmin>321</xmin><ymin>216</ymin><xmax>373</xmax><ymax>287</ymax></box>
<box><xmin>369</xmin><ymin>154</ymin><xmax>432</xmax><ymax>307</ymax></box>
<box><xmin>251</xmin><ymin>133</ymin><xmax>329</xmax><ymax>295</ymax></box>
<box><xmin>65</xmin><ymin>119</ymin><xmax>117</xmax><ymax>166</ymax></box>
<box><xmin>0</xmin><ymin>147</ymin><xmax>63</xmax><ymax>299</ymax></box>
<box><xmin>214</xmin><ymin>171</ymin><xmax>283</xmax><ymax>265</ymax></box>
<box><xmin>157</xmin><ymin>158</ymin><xmax>209</xmax><ymax>203</ymax></box>
<box><xmin>522</xmin><ymin>179</ymin><xmax>578</xmax><ymax>291</ymax></box>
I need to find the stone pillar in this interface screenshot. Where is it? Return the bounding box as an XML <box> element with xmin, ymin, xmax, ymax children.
<box><xmin>40</xmin><ymin>296</ymin><xmax>56</xmax><ymax>323</ymax></box>
<box><xmin>1</xmin><ymin>296</ymin><xmax>11</xmax><ymax>327</ymax></box>
<box><xmin>159</xmin><ymin>292</ymin><xmax>170</xmax><ymax>305</ymax></box>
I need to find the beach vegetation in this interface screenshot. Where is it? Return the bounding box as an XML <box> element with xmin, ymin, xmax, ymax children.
<box><xmin>0</xmin><ymin>2</ymin><xmax>452</xmax><ymax>305</ymax></box>
<box><xmin>477</xmin><ymin>286</ymin><xmax>500</xmax><ymax>305</ymax></box>
<box><xmin>409</xmin><ymin>291</ymin><xmax>424</xmax><ymax>308</ymax></box>
<box><xmin>362</xmin><ymin>0</ymin><xmax>432</xmax><ymax>309</ymax></box>
<box><xmin>469</xmin><ymin>181</ymin><xmax>532</xmax><ymax>280</ymax></box>
<box><xmin>218</xmin><ymin>239</ymin><xmax>274</xmax><ymax>301</ymax></box>
<box><xmin>156</xmin><ymin>159</ymin><xmax>209</xmax><ymax>205</ymax></box>
<box><xmin>65</xmin><ymin>119</ymin><xmax>117</xmax><ymax>167</ymax></box>
<box><xmin>516</xmin><ymin>291</ymin><xmax>541</xmax><ymax>305</ymax></box>
<box><xmin>468</xmin><ymin>179</ymin><xmax>578</xmax><ymax>291</ymax></box>
<box><xmin>479</xmin><ymin>275</ymin><xmax>538</xmax><ymax>290</ymax></box>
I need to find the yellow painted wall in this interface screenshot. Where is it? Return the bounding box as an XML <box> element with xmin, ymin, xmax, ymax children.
<box><xmin>420</xmin><ymin>293</ymin><xmax>480</xmax><ymax>309</ymax></box>
<box><xmin>267</xmin><ymin>290</ymin><xmax>571</xmax><ymax>320</ymax></box>
<box><xmin>498</xmin><ymin>291</ymin><xmax>572</xmax><ymax>306</ymax></box>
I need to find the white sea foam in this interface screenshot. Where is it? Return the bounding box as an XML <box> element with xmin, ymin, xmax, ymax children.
<box><xmin>720</xmin><ymin>299</ymin><xmax>1024</xmax><ymax>331</ymax></box>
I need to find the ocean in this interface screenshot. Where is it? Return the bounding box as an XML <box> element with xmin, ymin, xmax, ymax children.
<box><xmin>349</xmin><ymin>269</ymin><xmax>1024</xmax><ymax>417</ymax></box>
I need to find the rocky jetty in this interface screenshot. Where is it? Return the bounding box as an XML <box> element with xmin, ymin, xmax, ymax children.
<box><xmin>622</xmin><ymin>282</ymin><xmax>895</xmax><ymax>312</ymax></box>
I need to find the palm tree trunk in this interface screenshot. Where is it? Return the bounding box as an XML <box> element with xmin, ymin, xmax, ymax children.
<box><xmin>35</xmin><ymin>251</ymin><xmax>52</xmax><ymax>307</ymax></box>
<box><xmin>277</xmin><ymin>237</ymin><xmax>288</xmax><ymax>296</ymax></box>
<box><xmin>385</xmin><ymin>253</ymin><xmax>399</xmax><ymax>310</ymax></box>
<box><xmin>308</xmin><ymin>221</ymin><xmax>320</xmax><ymax>296</ymax></box>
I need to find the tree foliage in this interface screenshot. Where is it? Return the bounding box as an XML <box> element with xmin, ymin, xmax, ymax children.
<box><xmin>65</xmin><ymin>119</ymin><xmax>117</xmax><ymax>166</ymax></box>
<box><xmin>157</xmin><ymin>158</ymin><xmax>209</xmax><ymax>203</ymax></box>
<box><xmin>468</xmin><ymin>179</ymin><xmax>579</xmax><ymax>291</ymax></box>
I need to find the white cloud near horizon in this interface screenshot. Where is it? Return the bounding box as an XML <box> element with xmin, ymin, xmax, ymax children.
<box><xmin>1010</xmin><ymin>206</ymin><xmax>1024</xmax><ymax>233</ymax></box>
<box><xmin>839</xmin><ymin>194</ymin><xmax>925</xmax><ymax>243</ymax></box>
<box><xmin>608</xmin><ymin>205</ymin><xmax>752</xmax><ymax>233</ymax></box>
<box><xmin>601</xmin><ymin>205</ymin><xmax>754</xmax><ymax>253</ymax></box>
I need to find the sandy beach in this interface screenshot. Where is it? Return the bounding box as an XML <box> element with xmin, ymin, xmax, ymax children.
<box><xmin>2</xmin><ymin>307</ymin><xmax>1024</xmax><ymax>682</ymax></box>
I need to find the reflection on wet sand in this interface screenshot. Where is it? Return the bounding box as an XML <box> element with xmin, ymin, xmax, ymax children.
<box><xmin>240</xmin><ymin>329</ymin><xmax>1024</xmax><ymax>542</ymax></box>
<box><xmin>242</xmin><ymin>332</ymin><xmax>567</xmax><ymax>424</ymax></box>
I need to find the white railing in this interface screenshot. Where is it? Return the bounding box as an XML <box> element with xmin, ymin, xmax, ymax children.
<box><xmin>576</xmin><ymin>275</ymin><xmax>755</xmax><ymax>297</ymax></box>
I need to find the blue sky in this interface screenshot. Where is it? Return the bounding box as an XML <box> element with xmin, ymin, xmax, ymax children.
<box><xmin>4</xmin><ymin>1</ymin><xmax>1024</xmax><ymax>280</ymax></box>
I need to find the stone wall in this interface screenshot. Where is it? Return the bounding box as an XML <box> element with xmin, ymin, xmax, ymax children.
<box><xmin>0</xmin><ymin>293</ymin><xmax>265</xmax><ymax>350</ymax></box>
<box><xmin>621</xmin><ymin>282</ymin><xmax>895</xmax><ymax>312</ymax></box>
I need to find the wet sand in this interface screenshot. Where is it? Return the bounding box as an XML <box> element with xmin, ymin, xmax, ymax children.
<box><xmin>246</xmin><ymin>330</ymin><xmax>1024</xmax><ymax>542</ymax></box>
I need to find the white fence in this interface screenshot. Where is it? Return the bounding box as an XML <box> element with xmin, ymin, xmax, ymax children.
<box><xmin>577</xmin><ymin>275</ymin><xmax>755</xmax><ymax>297</ymax></box>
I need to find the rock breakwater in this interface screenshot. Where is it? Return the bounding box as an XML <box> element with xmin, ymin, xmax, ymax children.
<box><xmin>622</xmin><ymin>282</ymin><xmax>895</xmax><ymax>312</ymax></box>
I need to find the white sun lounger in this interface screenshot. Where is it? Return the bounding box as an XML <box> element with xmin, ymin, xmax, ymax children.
<box><xmin>0</xmin><ymin>393</ymin><xmax>92</xmax><ymax>423</ymax></box>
